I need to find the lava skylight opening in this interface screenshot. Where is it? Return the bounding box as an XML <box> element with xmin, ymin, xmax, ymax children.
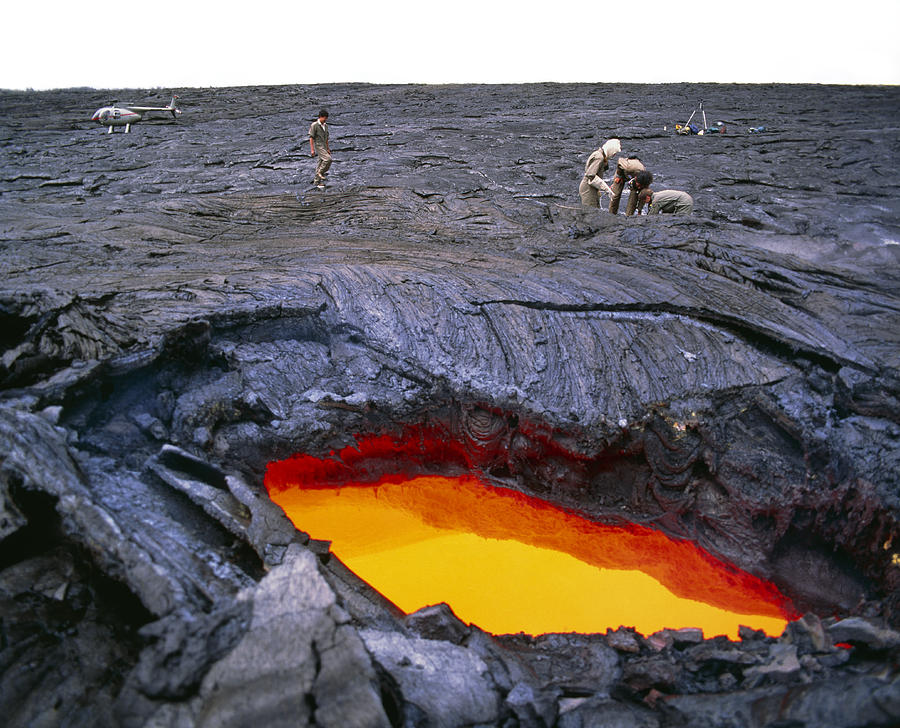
<box><xmin>265</xmin><ymin>435</ymin><xmax>797</xmax><ymax>639</ymax></box>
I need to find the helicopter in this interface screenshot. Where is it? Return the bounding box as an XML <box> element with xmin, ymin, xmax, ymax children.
<box><xmin>91</xmin><ymin>95</ymin><xmax>181</xmax><ymax>133</ymax></box>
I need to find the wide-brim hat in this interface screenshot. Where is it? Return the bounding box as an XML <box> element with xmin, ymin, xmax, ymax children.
<box><xmin>602</xmin><ymin>138</ymin><xmax>621</xmax><ymax>158</ymax></box>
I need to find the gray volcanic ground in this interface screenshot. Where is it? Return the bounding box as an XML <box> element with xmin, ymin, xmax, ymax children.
<box><xmin>1</xmin><ymin>83</ymin><xmax>900</xmax><ymax>727</ymax></box>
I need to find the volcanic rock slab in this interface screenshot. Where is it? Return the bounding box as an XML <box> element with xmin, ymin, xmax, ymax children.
<box><xmin>1</xmin><ymin>82</ymin><xmax>899</xmax><ymax>726</ymax></box>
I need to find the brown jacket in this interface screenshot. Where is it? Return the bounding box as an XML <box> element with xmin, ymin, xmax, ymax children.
<box><xmin>614</xmin><ymin>157</ymin><xmax>645</xmax><ymax>181</ymax></box>
<box><xmin>308</xmin><ymin>120</ymin><xmax>329</xmax><ymax>149</ymax></box>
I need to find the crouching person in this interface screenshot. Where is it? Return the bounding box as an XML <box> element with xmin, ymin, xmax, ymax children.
<box><xmin>609</xmin><ymin>157</ymin><xmax>648</xmax><ymax>215</ymax></box>
<box><xmin>637</xmin><ymin>187</ymin><xmax>694</xmax><ymax>215</ymax></box>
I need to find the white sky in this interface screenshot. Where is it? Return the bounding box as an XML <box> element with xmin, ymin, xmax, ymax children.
<box><xmin>2</xmin><ymin>0</ymin><xmax>899</xmax><ymax>89</ymax></box>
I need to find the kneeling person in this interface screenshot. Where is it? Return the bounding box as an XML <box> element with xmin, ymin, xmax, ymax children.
<box><xmin>638</xmin><ymin>188</ymin><xmax>694</xmax><ymax>215</ymax></box>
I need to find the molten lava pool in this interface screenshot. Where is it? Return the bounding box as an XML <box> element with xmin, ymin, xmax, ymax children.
<box><xmin>265</xmin><ymin>432</ymin><xmax>796</xmax><ymax>638</ymax></box>
<box><xmin>266</xmin><ymin>451</ymin><xmax>794</xmax><ymax>638</ymax></box>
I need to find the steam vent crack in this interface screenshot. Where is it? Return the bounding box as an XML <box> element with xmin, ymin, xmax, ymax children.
<box><xmin>1</xmin><ymin>83</ymin><xmax>900</xmax><ymax>727</ymax></box>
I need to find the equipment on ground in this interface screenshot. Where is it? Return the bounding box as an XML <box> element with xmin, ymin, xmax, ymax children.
<box><xmin>90</xmin><ymin>95</ymin><xmax>181</xmax><ymax>133</ymax></box>
<box><xmin>674</xmin><ymin>101</ymin><xmax>726</xmax><ymax>136</ymax></box>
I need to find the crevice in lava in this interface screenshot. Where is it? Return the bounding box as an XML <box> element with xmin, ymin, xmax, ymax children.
<box><xmin>24</xmin><ymin>311</ymin><xmax>898</xmax><ymax>635</ymax></box>
<box><xmin>262</xmin><ymin>413</ymin><xmax>897</xmax><ymax>630</ymax></box>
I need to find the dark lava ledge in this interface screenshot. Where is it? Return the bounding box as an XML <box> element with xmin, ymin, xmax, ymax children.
<box><xmin>1</xmin><ymin>83</ymin><xmax>899</xmax><ymax>727</ymax></box>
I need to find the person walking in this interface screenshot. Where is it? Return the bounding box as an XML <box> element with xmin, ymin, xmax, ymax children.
<box><xmin>608</xmin><ymin>156</ymin><xmax>648</xmax><ymax>216</ymax></box>
<box><xmin>579</xmin><ymin>138</ymin><xmax>621</xmax><ymax>207</ymax></box>
<box><xmin>309</xmin><ymin>109</ymin><xmax>331</xmax><ymax>188</ymax></box>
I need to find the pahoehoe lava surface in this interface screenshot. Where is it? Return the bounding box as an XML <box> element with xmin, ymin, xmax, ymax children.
<box><xmin>1</xmin><ymin>83</ymin><xmax>899</xmax><ymax>727</ymax></box>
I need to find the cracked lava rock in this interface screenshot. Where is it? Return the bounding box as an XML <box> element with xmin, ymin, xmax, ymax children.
<box><xmin>1</xmin><ymin>82</ymin><xmax>900</xmax><ymax>727</ymax></box>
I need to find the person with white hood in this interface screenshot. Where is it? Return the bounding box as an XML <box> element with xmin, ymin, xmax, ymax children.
<box><xmin>579</xmin><ymin>138</ymin><xmax>621</xmax><ymax>207</ymax></box>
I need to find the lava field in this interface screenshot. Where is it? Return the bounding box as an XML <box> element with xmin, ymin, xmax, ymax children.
<box><xmin>1</xmin><ymin>82</ymin><xmax>899</xmax><ymax>727</ymax></box>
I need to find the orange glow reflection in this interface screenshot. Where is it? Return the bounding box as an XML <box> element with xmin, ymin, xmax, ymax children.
<box><xmin>266</xmin><ymin>469</ymin><xmax>795</xmax><ymax>638</ymax></box>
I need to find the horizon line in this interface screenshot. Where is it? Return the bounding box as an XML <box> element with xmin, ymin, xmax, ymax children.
<box><xmin>3</xmin><ymin>79</ymin><xmax>899</xmax><ymax>93</ymax></box>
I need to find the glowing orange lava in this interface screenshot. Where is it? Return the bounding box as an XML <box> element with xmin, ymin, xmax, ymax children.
<box><xmin>266</xmin><ymin>434</ymin><xmax>796</xmax><ymax>638</ymax></box>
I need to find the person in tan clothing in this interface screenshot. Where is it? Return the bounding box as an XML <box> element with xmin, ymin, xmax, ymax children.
<box><xmin>309</xmin><ymin>109</ymin><xmax>331</xmax><ymax>187</ymax></box>
<box><xmin>609</xmin><ymin>156</ymin><xmax>648</xmax><ymax>215</ymax></box>
<box><xmin>636</xmin><ymin>187</ymin><xmax>694</xmax><ymax>215</ymax></box>
<box><xmin>578</xmin><ymin>138</ymin><xmax>621</xmax><ymax>207</ymax></box>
